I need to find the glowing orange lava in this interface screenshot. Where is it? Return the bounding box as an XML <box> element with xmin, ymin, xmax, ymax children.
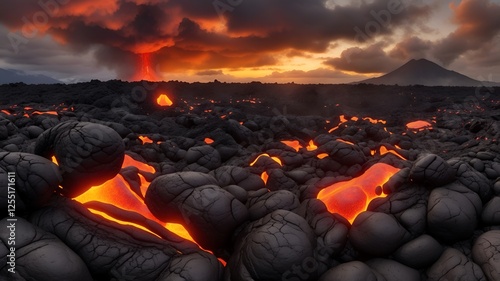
<box><xmin>317</xmin><ymin>163</ymin><xmax>400</xmax><ymax>223</ymax></box>
<box><xmin>406</xmin><ymin>120</ymin><xmax>433</xmax><ymax>131</ymax></box>
<box><xmin>281</xmin><ymin>140</ymin><xmax>302</xmax><ymax>152</ymax></box>
<box><xmin>249</xmin><ymin>153</ymin><xmax>283</xmax><ymax>166</ymax></box>
<box><xmin>31</xmin><ymin>110</ymin><xmax>58</xmax><ymax>116</ymax></box>
<box><xmin>157</xmin><ymin>93</ymin><xmax>173</xmax><ymax>107</ymax></box>
<box><xmin>139</xmin><ymin>136</ymin><xmax>154</xmax><ymax>144</ymax></box>
<box><xmin>316</xmin><ymin>153</ymin><xmax>329</xmax><ymax>159</ymax></box>
<box><xmin>51</xmin><ymin>155</ymin><xmax>205</xmax><ymax>253</ymax></box>
<box><xmin>261</xmin><ymin>171</ymin><xmax>269</xmax><ymax>184</ymax></box>
<box><xmin>379</xmin><ymin>145</ymin><xmax>407</xmax><ymax>160</ymax></box>
<box><xmin>329</xmin><ymin>115</ymin><xmax>387</xmax><ymax>133</ymax></box>
<box><xmin>204</xmin><ymin>138</ymin><xmax>214</xmax><ymax>145</ymax></box>
<box><xmin>336</xmin><ymin>139</ymin><xmax>355</xmax><ymax>145</ymax></box>
<box><xmin>306</xmin><ymin>140</ymin><xmax>317</xmax><ymax>151</ymax></box>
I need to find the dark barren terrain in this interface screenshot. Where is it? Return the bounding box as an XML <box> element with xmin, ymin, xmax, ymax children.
<box><xmin>1</xmin><ymin>80</ymin><xmax>500</xmax><ymax>281</ymax></box>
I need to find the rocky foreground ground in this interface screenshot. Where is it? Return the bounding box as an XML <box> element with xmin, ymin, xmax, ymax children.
<box><xmin>1</xmin><ymin>81</ymin><xmax>500</xmax><ymax>281</ymax></box>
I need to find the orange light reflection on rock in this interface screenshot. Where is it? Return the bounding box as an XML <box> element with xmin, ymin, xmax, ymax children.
<box><xmin>317</xmin><ymin>163</ymin><xmax>400</xmax><ymax>223</ymax></box>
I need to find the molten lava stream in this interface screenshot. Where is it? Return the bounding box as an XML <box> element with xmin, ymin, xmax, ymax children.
<box><xmin>53</xmin><ymin>154</ymin><xmax>225</xmax><ymax>264</ymax></box>
<box><xmin>317</xmin><ymin>163</ymin><xmax>400</xmax><ymax>223</ymax></box>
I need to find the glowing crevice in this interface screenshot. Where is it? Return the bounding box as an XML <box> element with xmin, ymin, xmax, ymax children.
<box><xmin>317</xmin><ymin>163</ymin><xmax>400</xmax><ymax>223</ymax></box>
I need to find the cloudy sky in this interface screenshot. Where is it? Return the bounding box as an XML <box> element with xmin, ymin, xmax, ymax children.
<box><xmin>0</xmin><ymin>0</ymin><xmax>499</xmax><ymax>83</ymax></box>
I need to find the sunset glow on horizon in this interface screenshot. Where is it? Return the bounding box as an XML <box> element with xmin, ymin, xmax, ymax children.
<box><xmin>1</xmin><ymin>0</ymin><xmax>499</xmax><ymax>84</ymax></box>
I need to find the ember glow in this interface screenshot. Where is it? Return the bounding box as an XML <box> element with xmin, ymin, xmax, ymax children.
<box><xmin>336</xmin><ymin>139</ymin><xmax>355</xmax><ymax>145</ymax></box>
<box><xmin>139</xmin><ymin>136</ymin><xmax>154</xmax><ymax>144</ymax></box>
<box><xmin>329</xmin><ymin>115</ymin><xmax>387</xmax><ymax>133</ymax></box>
<box><xmin>204</xmin><ymin>137</ymin><xmax>214</xmax><ymax>145</ymax></box>
<box><xmin>157</xmin><ymin>93</ymin><xmax>173</xmax><ymax>107</ymax></box>
<box><xmin>281</xmin><ymin>140</ymin><xmax>302</xmax><ymax>152</ymax></box>
<box><xmin>379</xmin><ymin>145</ymin><xmax>407</xmax><ymax>160</ymax></box>
<box><xmin>249</xmin><ymin>153</ymin><xmax>283</xmax><ymax>167</ymax></box>
<box><xmin>249</xmin><ymin>154</ymin><xmax>283</xmax><ymax>184</ymax></box>
<box><xmin>306</xmin><ymin>140</ymin><xmax>318</xmax><ymax>151</ymax></box>
<box><xmin>406</xmin><ymin>120</ymin><xmax>433</xmax><ymax>131</ymax></box>
<box><xmin>317</xmin><ymin>163</ymin><xmax>400</xmax><ymax>223</ymax></box>
<box><xmin>316</xmin><ymin>153</ymin><xmax>329</xmax><ymax>159</ymax></box>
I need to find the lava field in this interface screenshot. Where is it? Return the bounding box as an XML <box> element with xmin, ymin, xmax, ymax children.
<box><xmin>1</xmin><ymin>80</ymin><xmax>500</xmax><ymax>281</ymax></box>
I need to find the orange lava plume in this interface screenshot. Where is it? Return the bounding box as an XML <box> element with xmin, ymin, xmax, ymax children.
<box><xmin>132</xmin><ymin>53</ymin><xmax>160</xmax><ymax>81</ymax></box>
<box><xmin>406</xmin><ymin>120</ymin><xmax>433</xmax><ymax>131</ymax></box>
<box><xmin>317</xmin><ymin>163</ymin><xmax>400</xmax><ymax>223</ymax></box>
<box><xmin>157</xmin><ymin>93</ymin><xmax>173</xmax><ymax>107</ymax></box>
<box><xmin>204</xmin><ymin>138</ymin><xmax>214</xmax><ymax>145</ymax></box>
<box><xmin>281</xmin><ymin>140</ymin><xmax>302</xmax><ymax>152</ymax></box>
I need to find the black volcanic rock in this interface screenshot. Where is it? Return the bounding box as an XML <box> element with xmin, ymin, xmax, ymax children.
<box><xmin>350</xmin><ymin>211</ymin><xmax>411</xmax><ymax>257</ymax></box>
<box><xmin>0</xmin><ymin>217</ymin><xmax>93</xmax><ymax>280</ymax></box>
<box><xmin>1</xmin><ymin>80</ymin><xmax>500</xmax><ymax>281</ymax></box>
<box><xmin>34</xmin><ymin>121</ymin><xmax>125</xmax><ymax>197</ymax></box>
<box><xmin>145</xmin><ymin>172</ymin><xmax>249</xmax><ymax>250</ymax></box>
<box><xmin>427</xmin><ymin>248</ymin><xmax>485</xmax><ymax>281</ymax></box>
<box><xmin>359</xmin><ymin>59</ymin><xmax>482</xmax><ymax>87</ymax></box>
<box><xmin>319</xmin><ymin>261</ymin><xmax>377</xmax><ymax>281</ymax></box>
<box><xmin>472</xmin><ymin>230</ymin><xmax>500</xmax><ymax>281</ymax></box>
<box><xmin>0</xmin><ymin>152</ymin><xmax>61</xmax><ymax>212</ymax></box>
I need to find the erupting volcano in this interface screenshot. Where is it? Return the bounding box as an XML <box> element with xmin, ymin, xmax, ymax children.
<box><xmin>132</xmin><ymin>53</ymin><xmax>160</xmax><ymax>81</ymax></box>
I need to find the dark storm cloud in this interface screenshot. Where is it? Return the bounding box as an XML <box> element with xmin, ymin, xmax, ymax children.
<box><xmin>0</xmin><ymin>0</ymin><xmax>431</xmax><ymax>79</ymax></box>
<box><xmin>324</xmin><ymin>42</ymin><xmax>400</xmax><ymax>73</ymax></box>
<box><xmin>389</xmin><ymin>36</ymin><xmax>432</xmax><ymax>60</ymax></box>
<box><xmin>432</xmin><ymin>0</ymin><xmax>500</xmax><ymax>66</ymax></box>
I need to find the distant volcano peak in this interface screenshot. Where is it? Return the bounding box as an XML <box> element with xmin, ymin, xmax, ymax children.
<box><xmin>358</xmin><ymin>59</ymin><xmax>482</xmax><ymax>87</ymax></box>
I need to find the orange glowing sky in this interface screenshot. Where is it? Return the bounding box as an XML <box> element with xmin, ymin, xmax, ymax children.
<box><xmin>0</xmin><ymin>0</ymin><xmax>499</xmax><ymax>83</ymax></box>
